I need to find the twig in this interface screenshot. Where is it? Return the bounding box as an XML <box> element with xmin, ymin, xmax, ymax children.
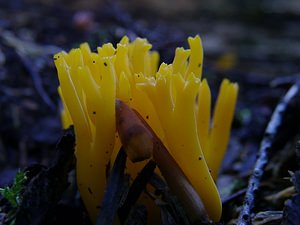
<box><xmin>237</xmin><ymin>84</ymin><xmax>300</xmax><ymax>225</ymax></box>
<box><xmin>118</xmin><ymin>160</ymin><xmax>156</xmax><ymax>223</ymax></box>
<box><xmin>96</xmin><ymin>148</ymin><xmax>127</xmax><ymax>225</ymax></box>
<box><xmin>270</xmin><ymin>73</ymin><xmax>300</xmax><ymax>87</ymax></box>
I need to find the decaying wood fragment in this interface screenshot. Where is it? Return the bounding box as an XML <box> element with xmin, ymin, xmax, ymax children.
<box><xmin>15</xmin><ymin>126</ymin><xmax>76</xmax><ymax>225</ymax></box>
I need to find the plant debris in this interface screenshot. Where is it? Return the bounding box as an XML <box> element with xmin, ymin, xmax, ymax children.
<box><xmin>237</xmin><ymin>84</ymin><xmax>300</xmax><ymax>225</ymax></box>
<box><xmin>14</xmin><ymin>127</ymin><xmax>76</xmax><ymax>225</ymax></box>
<box><xmin>96</xmin><ymin>148</ymin><xmax>127</xmax><ymax>225</ymax></box>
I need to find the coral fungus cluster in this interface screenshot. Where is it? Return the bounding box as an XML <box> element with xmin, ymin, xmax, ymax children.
<box><xmin>54</xmin><ymin>35</ymin><xmax>238</xmax><ymax>223</ymax></box>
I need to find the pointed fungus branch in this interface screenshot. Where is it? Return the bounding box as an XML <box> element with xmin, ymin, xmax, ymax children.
<box><xmin>55</xmin><ymin>35</ymin><xmax>238</xmax><ymax>223</ymax></box>
<box><xmin>116</xmin><ymin>99</ymin><xmax>210</xmax><ymax>225</ymax></box>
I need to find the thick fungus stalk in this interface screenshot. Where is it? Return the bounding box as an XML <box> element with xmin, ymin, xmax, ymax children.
<box><xmin>54</xmin><ymin>35</ymin><xmax>238</xmax><ymax>223</ymax></box>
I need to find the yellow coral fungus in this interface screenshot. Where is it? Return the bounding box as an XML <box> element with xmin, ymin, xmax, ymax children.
<box><xmin>54</xmin><ymin>35</ymin><xmax>238</xmax><ymax>223</ymax></box>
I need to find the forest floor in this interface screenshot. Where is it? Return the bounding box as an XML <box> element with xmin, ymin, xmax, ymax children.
<box><xmin>1</xmin><ymin>1</ymin><xmax>300</xmax><ymax>225</ymax></box>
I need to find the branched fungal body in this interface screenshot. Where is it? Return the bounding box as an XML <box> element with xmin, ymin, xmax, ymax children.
<box><xmin>54</xmin><ymin>35</ymin><xmax>238</xmax><ymax>223</ymax></box>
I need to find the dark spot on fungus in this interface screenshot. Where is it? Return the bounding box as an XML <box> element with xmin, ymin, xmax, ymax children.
<box><xmin>104</xmin><ymin>62</ymin><xmax>107</xmax><ymax>67</ymax></box>
<box><xmin>209</xmin><ymin>169</ymin><xmax>212</xmax><ymax>173</ymax></box>
<box><xmin>92</xmin><ymin>60</ymin><xmax>95</xmax><ymax>63</ymax></box>
<box><xmin>129</xmin><ymin>98</ymin><xmax>133</xmax><ymax>101</ymax></box>
<box><xmin>93</xmin><ymin>111</ymin><xmax>96</xmax><ymax>115</ymax></box>
<box><xmin>146</xmin><ymin>115</ymin><xmax>149</xmax><ymax>119</ymax></box>
<box><xmin>53</xmin><ymin>57</ymin><xmax>57</xmax><ymax>60</ymax></box>
<box><xmin>198</xmin><ymin>157</ymin><xmax>202</xmax><ymax>160</ymax></box>
<box><xmin>90</xmin><ymin>164</ymin><xmax>93</xmax><ymax>168</ymax></box>
<box><xmin>105</xmin><ymin>151</ymin><xmax>108</xmax><ymax>154</ymax></box>
<box><xmin>204</xmin><ymin>177</ymin><xmax>208</xmax><ymax>180</ymax></box>
<box><xmin>198</xmin><ymin>63</ymin><xmax>201</xmax><ymax>67</ymax></box>
<box><xmin>105</xmin><ymin>162</ymin><xmax>111</xmax><ymax>178</ymax></box>
<box><xmin>88</xmin><ymin>187</ymin><xmax>93</xmax><ymax>195</ymax></box>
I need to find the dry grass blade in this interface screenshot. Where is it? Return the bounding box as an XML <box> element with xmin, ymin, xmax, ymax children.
<box><xmin>115</xmin><ymin>100</ymin><xmax>153</xmax><ymax>162</ymax></box>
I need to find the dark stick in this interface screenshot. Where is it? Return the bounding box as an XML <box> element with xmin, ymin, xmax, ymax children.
<box><xmin>118</xmin><ymin>160</ymin><xmax>157</xmax><ymax>223</ymax></box>
<box><xmin>15</xmin><ymin>127</ymin><xmax>76</xmax><ymax>225</ymax></box>
<box><xmin>96</xmin><ymin>147</ymin><xmax>127</xmax><ymax>225</ymax></box>
<box><xmin>237</xmin><ymin>84</ymin><xmax>300</xmax><ymax>225</ymax></box>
